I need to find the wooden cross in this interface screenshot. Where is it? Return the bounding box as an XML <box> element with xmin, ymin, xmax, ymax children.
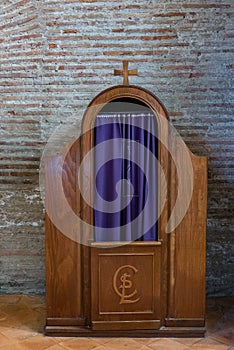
<box><xmin>114</xmin><ymin>60</ymin><xmax>138</xmax><ymax>85</ymax></box>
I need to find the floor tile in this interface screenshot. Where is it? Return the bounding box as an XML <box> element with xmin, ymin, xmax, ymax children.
<box><xmin>59</xmin><ymin>337</ymin><xmax>103</xmax><ymax>350</ymax></box>
<box><xmin>173</xmin><ymin>338</ymin><xmax>203</xmax><ymax>346</ymax></box>
<box><xmin>52</xmin><ymin>337</ymin><xmax>76</xmax><ymax>344</ymax></box>
<box><xmin>0</xmin><ymin>333</ymin><xmax>13</xmax><ymax>348</ymax></box>
<box><xmin>211</xmin><ymin>327</ymin><xmax>234</xmax><ymax>346</ymax></box>
<box><xmin>191</xmin><ymin>337</ymin><xmax>230</xmax><ymax>349</ymax></box>
<box><xmin>132</xmin><ymin>338</ymin><xmax>155</xmax><ymax>345</ymax></box>
<box><xmin>46</xmin><ymin>345</ymin><xmax>70</xmax><ymax>350</ymax></box>
<box><xmin>98</xmin><ymin>338</ymin><xmax>143</xmax><ymax>350</ymax></box>
<box><xmin>146</xmin><ymin>338</ymin><xmax>191</xmax><ymax>350</ymax></box>
<box><xmin>90</xmin><ymin>338</ymin><xmax>117</xmax><ymax>345</ymax></box>
<box><xmin>87</xmin><ymin>346</ymin><xmax>107</xmax><ymax>350</ymax></box>
<box><xmin>0</xmin><ymin>344</ymin><xmax>23</xmax><ymax>350</ymax></box>
<box><xmin>18</xmin><ymin>334</ymin><xmax>57</xmax><ymax>350</ymax></box>
<box><xmin>0</xmin><ymin>295</ymin><xmax>21</xmax><ymax>305</ymax></box>
<box><xmin>0</xmin><ymin>326</ymin><xmax>38</xmax><ymax>341</ymax></box>
<box><xmin>0</xmin><ymin>311</ymin><xmax>7</xmax><ymax>321</ymax></box>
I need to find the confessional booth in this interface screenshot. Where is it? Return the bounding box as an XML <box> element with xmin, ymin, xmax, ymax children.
<box><xmin>45</xmin><ymin>62</ymin><xmax>207</xmax><ymax>337</ymax></box>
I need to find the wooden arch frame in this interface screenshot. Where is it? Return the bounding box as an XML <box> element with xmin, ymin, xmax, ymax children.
<box><xmin>80</xmin><ymin>85</ymin><xmax>170</xmax><ymax>244</ymax></box>
<box><xmin>82</xmin><ymin>85</ymin><xmax>169</xmax><ymax>128</ymax></box>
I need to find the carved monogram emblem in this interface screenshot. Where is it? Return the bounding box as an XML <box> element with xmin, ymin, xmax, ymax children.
<box><xmin>113</xmin><ymin>265</ymin><xmax>140</xmax><ymax>304</ymax></box>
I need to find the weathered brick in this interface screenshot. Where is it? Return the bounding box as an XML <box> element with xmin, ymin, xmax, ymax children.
<box><xmin>0</xmin><ymin>0</ymin><xmax>233</xmax><ymax>297</ymax></box>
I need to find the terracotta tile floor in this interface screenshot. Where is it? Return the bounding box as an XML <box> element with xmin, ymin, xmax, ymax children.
<box><xmin>0</xmin><ymin>295</ymin><xmax>233</xmax><ymax>350</ymax></box>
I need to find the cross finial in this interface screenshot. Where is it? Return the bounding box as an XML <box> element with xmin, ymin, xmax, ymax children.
<box><xmin>114</xmin><ymin>60</ymin><xmax>138</xmax><ymax>85</ymax></box>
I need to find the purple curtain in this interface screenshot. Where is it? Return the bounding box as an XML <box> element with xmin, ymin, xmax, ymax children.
<box><xmin>94</xmin><ymin>113</ymin><xmax>158</xmax><ymax>242</ymax></box>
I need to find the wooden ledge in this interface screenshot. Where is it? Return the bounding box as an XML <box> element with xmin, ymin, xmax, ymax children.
<box><xmin>90</xmin><ymin>241</ymin><xmax>162</xmax><ymax>248</ymax></box>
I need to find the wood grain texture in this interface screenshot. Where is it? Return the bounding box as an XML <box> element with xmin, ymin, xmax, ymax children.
<box><xmin>45</xmin><ymin>325</ymin><xmax>205</xmax><ymax>337</ymax></box>
<box><xmin>167</xmin><ymin>134</ymin><xmax>207</xmax><ymax>319</ymax></box>
<box><xmin>91</xmin><ymin>243</ymin><xmax>162</xmax><ymax>330</ymax></box>
<box><xmin>45</xmin><ymin>139</ymin><xmax>84</xmax><ymax>322</ymax></box>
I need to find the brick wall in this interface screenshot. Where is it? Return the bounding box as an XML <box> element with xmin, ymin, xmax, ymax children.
<box><xmin>0</xmin><ymin>0</ymin><xmax>233</xmax><ymax>296</ymax></box>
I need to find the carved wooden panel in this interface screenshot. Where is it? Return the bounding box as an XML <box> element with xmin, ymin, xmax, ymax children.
<box><xmin>91</xmin><ymin>242</ymin><xmax>162</xmax><ymax>331</ymax></box>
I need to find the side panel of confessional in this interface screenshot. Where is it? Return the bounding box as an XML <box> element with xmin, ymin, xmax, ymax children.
<box><xmin>166</xmin><ymin>136</ymin><xmax>207</xmax><ymax>327</ymax></box>
<box><xmin>45</xmin><ymin>139</ymin><xmax>85</xmax><ymax>327</ymax></box>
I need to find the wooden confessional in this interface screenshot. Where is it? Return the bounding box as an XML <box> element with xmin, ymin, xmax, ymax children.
<box><xmin>45</xmin><ymin>61</ymin><xmax>207</xmax><ymax>337</ymax></box>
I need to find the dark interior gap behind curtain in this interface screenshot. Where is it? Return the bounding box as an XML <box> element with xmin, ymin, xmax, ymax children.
<box><xmin>94</xmin><ymin>113</ymin><xmax>158</xmax><ymax>242</ymax></box>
